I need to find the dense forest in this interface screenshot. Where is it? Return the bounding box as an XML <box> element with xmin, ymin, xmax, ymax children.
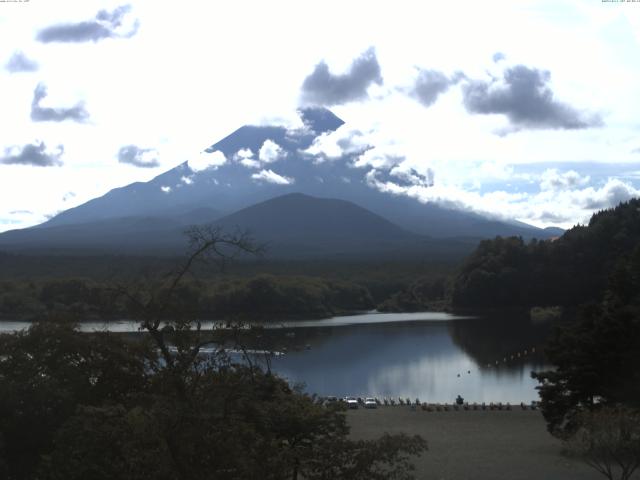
<box><xmin>451</xmin><ymin>199</ymin><xmax>640</xmax><ymax>309</ymax></box>
<box><xmin>532</xmin><ymin>229</ymin><xmax>640</xmax><ymax>438</ymax></box>
<box><xmin>0</xmin><ymin>275</ymin><xmax>375</xmax><ymax>322</ymax></box>
<box><xmin>0</xmin><ymin>251</ymin><xmax>456</xmax><ymax>321</ymax></box>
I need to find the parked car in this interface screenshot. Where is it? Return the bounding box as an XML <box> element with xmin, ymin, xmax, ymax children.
<box><xmin>345</xmin><ymin>397</ymin><xmax>358</xmax><ymax>409</ymax></box>
<box><xmin>364</xmin><ymin>397</ymin><xmax>377</xmax><ymax>409</ymax></box>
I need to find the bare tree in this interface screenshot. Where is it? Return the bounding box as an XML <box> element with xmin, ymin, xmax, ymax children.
<box><xmin>565</xmin><ymin>406</ymin><xmax>640</xmax><ymax>480</ymax></box>
<box><xmin>112</xmin><ymin>226</ymin><xmax>263</xmax><ymax>394</ymax></box>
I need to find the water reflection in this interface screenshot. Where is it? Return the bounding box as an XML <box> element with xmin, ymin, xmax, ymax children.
<box><xmin>266</xmin><ymin>317</ymin><xmax>550</xmax><ymax>403</ymax></box>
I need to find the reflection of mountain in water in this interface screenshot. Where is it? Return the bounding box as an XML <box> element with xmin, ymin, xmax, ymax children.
<box><xmin>447</xmin><ymin>314</ymin><xmax>552</xmax><ymax>369</ymax></box>
<box><xmin>263</xmin><ymin>319</ymin><xmax>548</xmax><ymax>402</ymax></box>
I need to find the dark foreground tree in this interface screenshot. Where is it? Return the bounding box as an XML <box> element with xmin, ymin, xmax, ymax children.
<box><xmin>564</xmin><ymin>407</ymin><xmax>640</xmax><ymax>480</ymax></box>
<box><xmin>0</xmin><ymin>321</ymin><xmax>152</xmax><ymax>480</ymax></box>
<box><xmin>0</xmin><ymin>226</ymin><xmax>427</xmax><ymax>480</ymax></box>
<box><xmin>533</xmin><ymin>245</ymin><xmax>640</xmax><ymax>438</ymax></box>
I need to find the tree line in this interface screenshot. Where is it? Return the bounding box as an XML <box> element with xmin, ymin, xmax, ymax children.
<box><xmin>0</xmin><ymin>275</ymin><xmax>376</xmax><ymax>322</ymax></box>
<box><xmin>450</xmin><ymin>199</ymin><xmax>640</xmax><ymax>309</ymax></box>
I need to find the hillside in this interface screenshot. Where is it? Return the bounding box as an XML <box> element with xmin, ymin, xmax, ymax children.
<box><xmin>451</xmin><ymin>198</ymin><xmax>640</xmax><ymax>308</ymax></box>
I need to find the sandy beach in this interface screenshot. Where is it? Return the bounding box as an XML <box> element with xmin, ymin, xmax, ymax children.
<box><xmin>347</xmin><ymin>406</ymin><xmax>634</xmax><ymax>480</ymax></box>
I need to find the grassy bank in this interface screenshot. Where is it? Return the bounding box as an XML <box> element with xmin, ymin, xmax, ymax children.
<box><xmin>347</xmin><ymin>407</ymin><xmax>618</xmax><ymax>480</ymax></box>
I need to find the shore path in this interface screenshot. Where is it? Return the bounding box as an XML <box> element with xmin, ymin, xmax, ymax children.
<box><xmin>347</xmin><ymin>407</ymin><xmax>629</xmax><ymax>480</ymax></box>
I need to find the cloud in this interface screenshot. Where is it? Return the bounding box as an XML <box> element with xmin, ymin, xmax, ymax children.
<box><xmin>462</xmin><ymin>65</ymin><xmax>603</xmax><ymax>131</ymax></box>
<box><xmin>539</xmin><ymin>169</ymin><xmax>590</xmax><ymax>191</ymax></box>
<box><xmin>251</xmin><ymin>169</ymin><xmax>294</xmax><ymax>185</ymax></box>
<box><xmin>355</xmin><ymin>144</ymin><xmax>406</xmax><ymax>170</ymax></box>
<box><xmin>233</xmin><ymin>148</ymin><xmax>254</xmax><ymax>161</ymax></box>
<box><xmin>632</xmin><ymin>147</ymin><xmax>640</xmax><ymax>154</ymax></box>
<box><xmin>36</xmin><ymin>5</ymin><xmax>139</xmax><ymax>43</ymax></box>
<box><xmin>160</xmin><ymin>185</ymin><xmax>172</xmax><ymax>193</ymax></box>
<box><xmin>303</xmin><ymin>127</ymin><xmax>371</xmax><ymax>162</ymax></box>
<box><xmin>117</xmin><ymin>145</ymin><xmax>160</xmax><ymax>168</ymax></box>
<box><xmin>388</xmin><ymin>164</ymin><xmax>435</xmax><ymax>187</ymax></box>
<box><xmin>366</xmin><ymin>166</ymin><xmax>639</xmax><ymax>228</ymax></box>
<box><xmin>300</xmin><ymin>48</ymin><xmax>383</xmax><ymax>106</ymax></box>
<box><xmin>1</xmin><ymin>141</ymin><xmax>63</xmax><ymax>167</ymax></box>
<box><xmin>578</xmin><ymin>179</ymin><xmax>640</xmax><ymax>210</ymax></box>
<box><xmin>5</xmin><ymin>51</ymin><xmax>38</xmax><ymax>73</ymax></box>
<box><xmin>188</xmin><ymin>150</ymin><xmax>227</xmax><ymax>172</ymax></box>
<box><xmin>232</xmin><ymin>148</ymin><xmax>262</xmax><ymax>168</ymax></box>
<box><xmin>259</xmin><ymin>139</ymin><xmax>285</xmax><ymax>163</ymax></box>
<box><xmin>62</xmin><ymin>192</ymin><xmax>76</xmax><ymax>202</ymax></box>
<box><xmin>492</xmin><ymin>52</ymin><xmax>506</xmax><ymax>63</ymax></box>
<box><xmin>31</xmin><ymin>83</ymin><xmax>90</xmax><ymax>123</ymax></box>
<box><xmin>409</xmin><ymin>69</ymin><xmax>462</xmax><ymax>107</ymax></box>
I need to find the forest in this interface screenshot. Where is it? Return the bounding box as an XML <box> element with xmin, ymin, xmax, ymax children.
<box><xmin>450</xmin><ymin>199</ymin><xmax>640</xmax><ymax>309</ymax></box>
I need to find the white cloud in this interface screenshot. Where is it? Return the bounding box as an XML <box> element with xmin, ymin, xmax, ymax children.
<box><xmin>233</xmin><ymin>148</ymin><xmax>254</xmax><ymax>161</ymax></box>
<box><xmin>539</xmin><ymin>168</ymin><xmax>590</xmax><ymax>191</ymax></box>
<box><xmin>367</xmin><ymin>170</ymin><xmax>640</xmax><ymax>228</ymax></box>
<box><xmin>258</xmin><ymin>139</ymin><xmax>285</xmax><ymax>163</ymax></box>
<box><xmin>188</xmin><ymin>150</ymin><xmax>226</xmax><ymax>172</ymax></box>
<box><xmin>251</xmin><ymin>169</ymin><xmax>294</xmax><ymax>185</ymax></box>
<box><xmin>160</xmin><ymin>185</ymin><xmax>172</xmax><ymax>193</ymax></box>
<box><xmin>303</xmin><ymin>126</ymin><xmax>370</xmax><ymax>161</ymax></box>
<box><xmin>240</xmin><ymin>158</ymin><xmax>261</xmax><ymax>169</ymax></box>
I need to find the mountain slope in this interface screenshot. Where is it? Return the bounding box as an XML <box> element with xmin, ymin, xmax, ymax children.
<box><xmin>31</xmin><ymin>107</ymin><xmax>558</xmax><ymax>240</ymax></box>
<box><xmin>0</xmin><ymin>193</ymin><xmax>476</xmax><ymax>259</ymax></box>
<box><xmin>216</xmin><ymin>193</ymin><xmax>411</xmax><ymax>241</ymax></box>
<box><xmin>210</xmin><ymin>193</ymin><xmax>479</xmax><ymax>259</ymax></box>
<box><xmin>0</xmin><ymin>108</ymin><xmax>563</xmax><ymax>257</ymax></box>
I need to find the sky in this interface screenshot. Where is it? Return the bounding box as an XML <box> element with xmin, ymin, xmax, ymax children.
<box><xmin>1</xmin><ymin>0</ymin><xmax>640</xmax><ymax>232</ymax></box>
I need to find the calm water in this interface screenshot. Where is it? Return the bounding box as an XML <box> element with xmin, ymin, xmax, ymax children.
<box><xmin>0</xmin><ymin>311</ymin><xmax>551</xmax><ymax>403</ymax></box>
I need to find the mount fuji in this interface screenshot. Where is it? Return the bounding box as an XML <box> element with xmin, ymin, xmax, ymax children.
<box><xmin>0</xmin><ymin>108</ymin><xmax>560</xmax><ymax>258</ymax></box>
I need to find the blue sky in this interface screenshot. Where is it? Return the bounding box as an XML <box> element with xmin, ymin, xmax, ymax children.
<box><xmin>1</xmin><ymin>0</ymin><xmax>640</xmax><ymax>231</ymax></box>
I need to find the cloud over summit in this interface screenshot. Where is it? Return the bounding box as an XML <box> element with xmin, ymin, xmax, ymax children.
<box><xmin>301</xmin><ymin>48</ymin><xmax>382</xmax><ymax>106</ymax></box>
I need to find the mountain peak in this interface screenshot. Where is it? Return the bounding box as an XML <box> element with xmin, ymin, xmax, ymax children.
<box><xmin>297</xmin><ymin>107</ymin><xmax>345</xmax><ymax>134</ymax></box>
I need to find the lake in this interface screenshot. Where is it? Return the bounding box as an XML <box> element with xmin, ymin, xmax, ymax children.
<box><xmin>0</xmin><ymin>311</ymin><xmax>551</xmax><ymax>403</ymax></box>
